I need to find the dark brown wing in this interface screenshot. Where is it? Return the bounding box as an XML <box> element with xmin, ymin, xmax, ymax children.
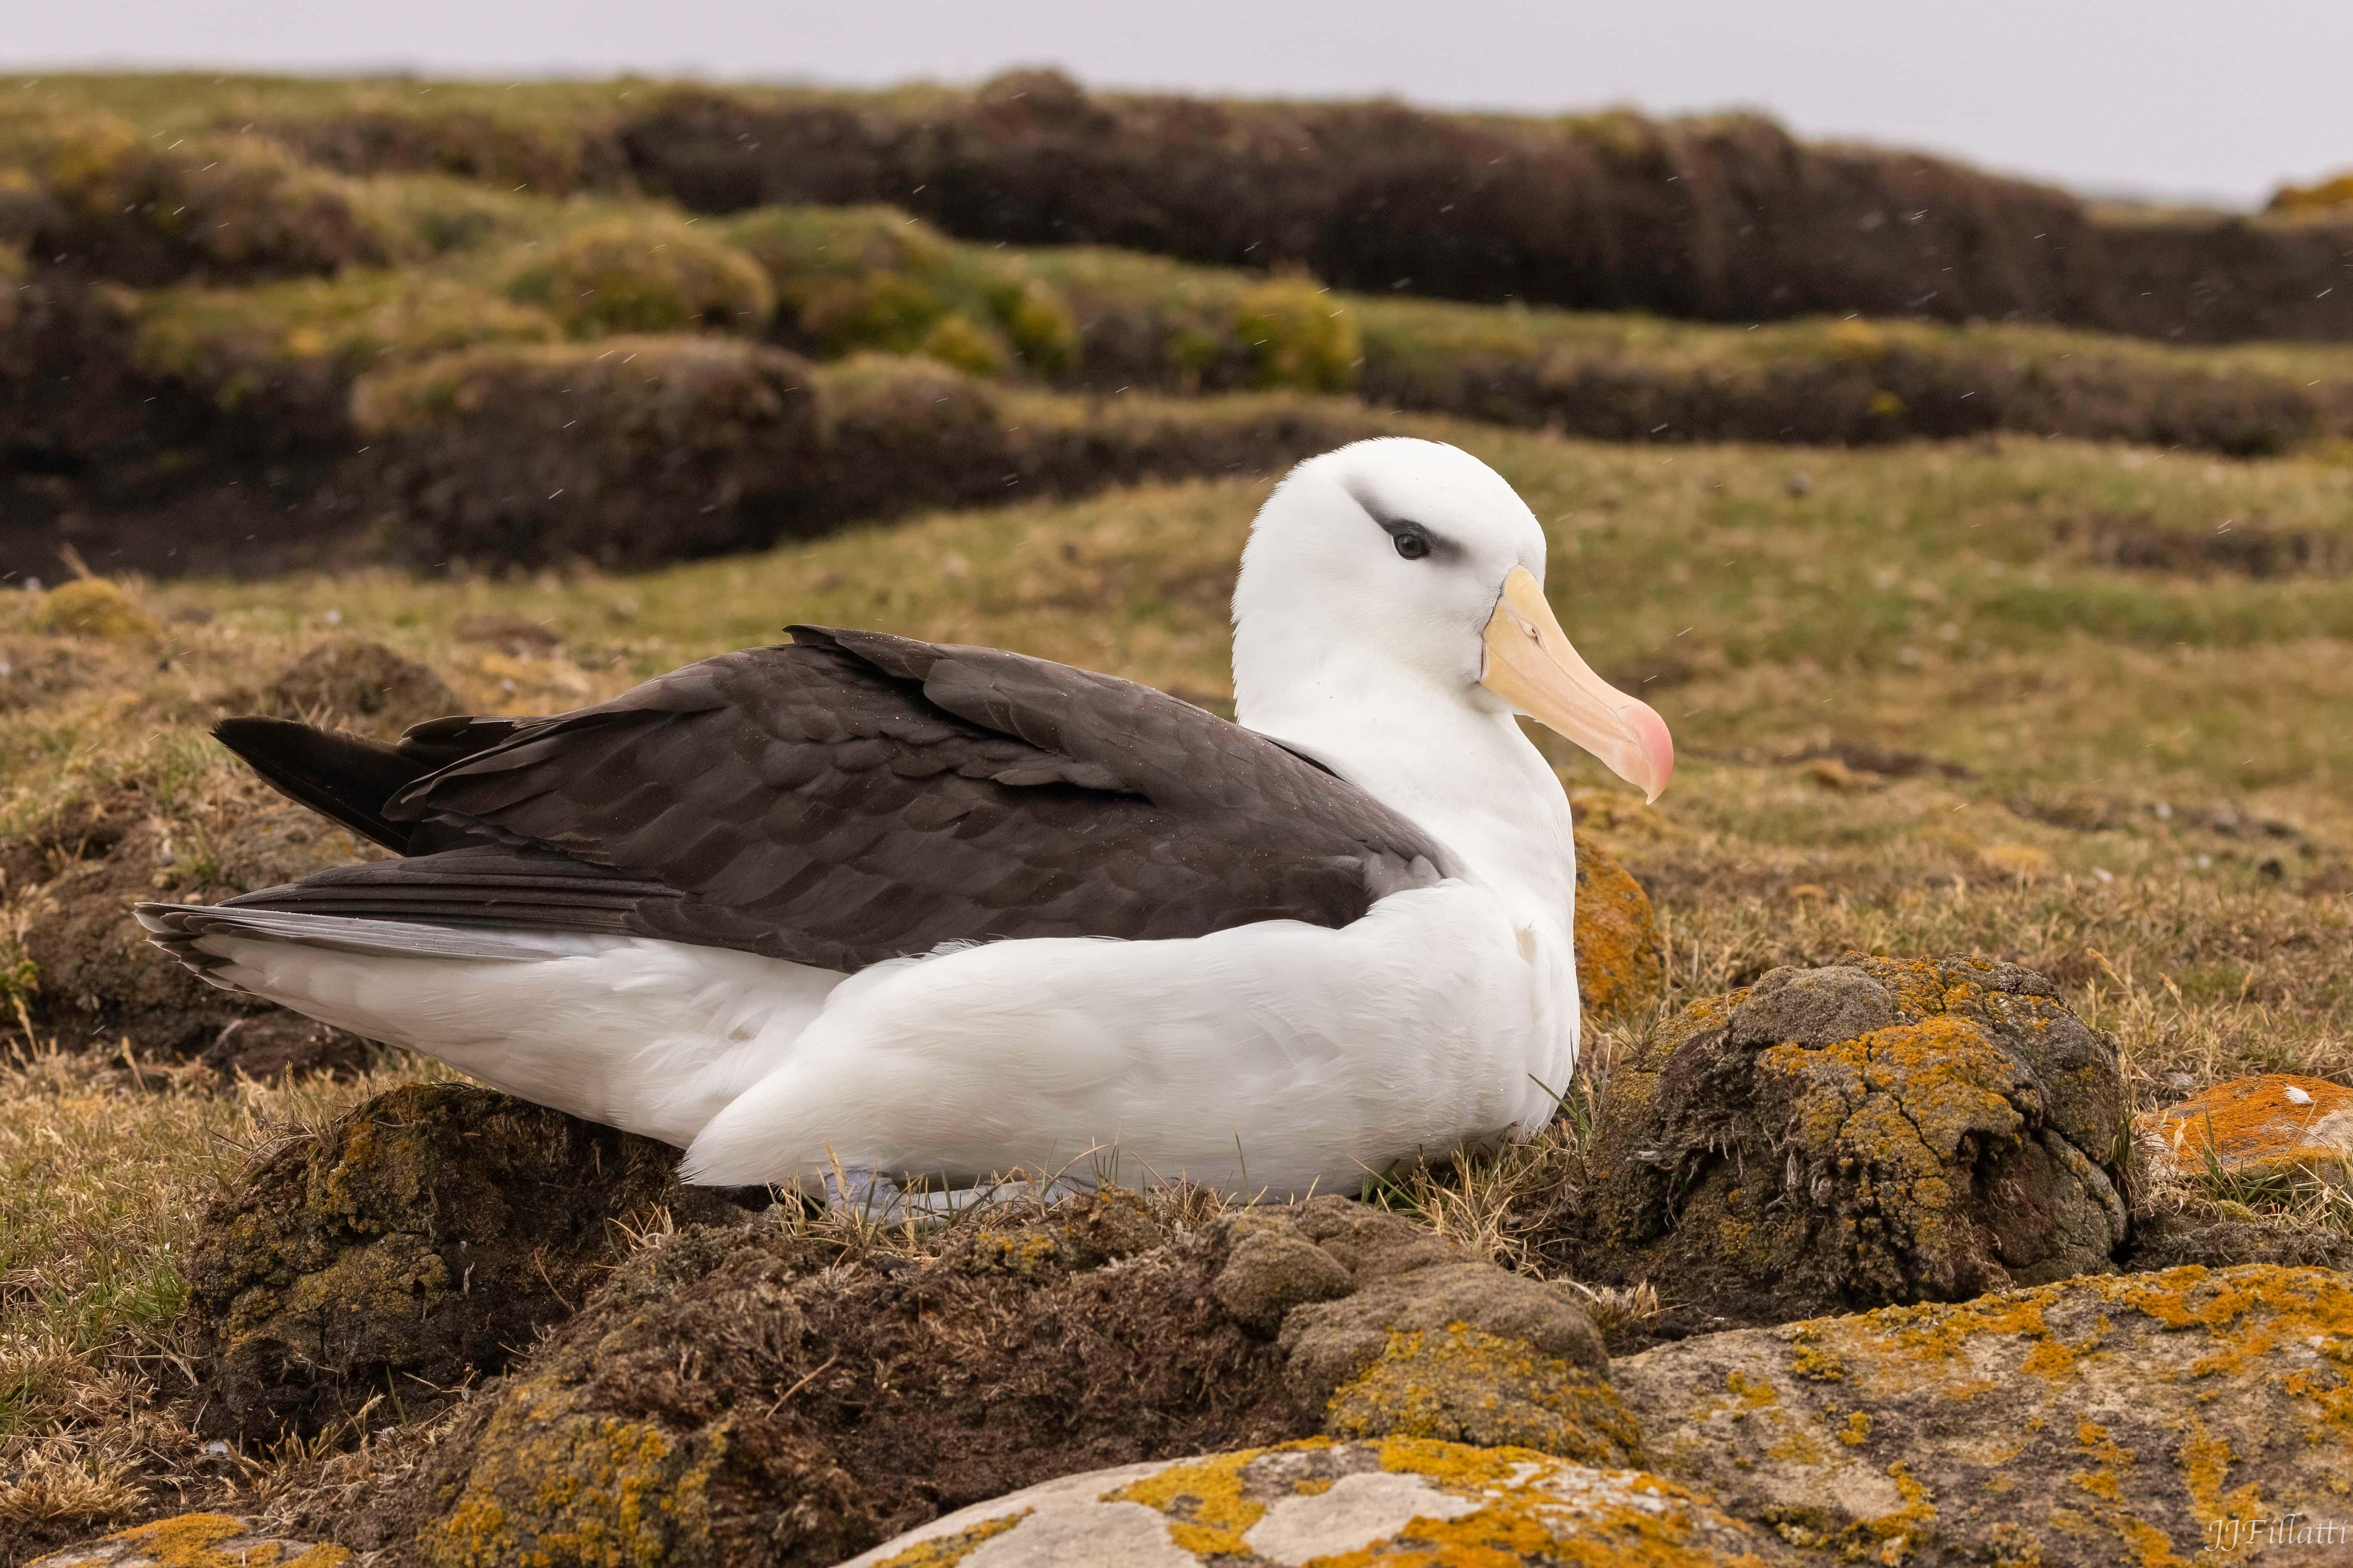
<box><xmin>204</xmin><ymin>627</ymin><xmax>1448</xmax><ymax>973</ymax></box>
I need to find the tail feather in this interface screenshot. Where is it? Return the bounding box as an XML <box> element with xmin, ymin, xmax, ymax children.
<box><xmin>211</xmin><ymin>714</ymin><xmax>534</xmax><ymax>854</ymax></box>
<box><xmin>212</xmin><ymin>718</ymin><xmax>431</xmax><ymax>853</ymax></box>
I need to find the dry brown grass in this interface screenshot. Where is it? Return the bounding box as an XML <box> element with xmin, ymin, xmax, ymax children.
<box><xmin>2</xmin><ymin>426</ymin><xmax>2349</xmax><ymax>1551</ymax></box>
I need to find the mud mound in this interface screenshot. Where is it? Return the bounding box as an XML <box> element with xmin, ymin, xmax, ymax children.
<box><xmin>256</xmin><ymin>640</ymin><xmax>462</xmax><ymax>736</ymax></box>
<box><xmin>187</xmin><ymin>1082</ymin><xmax>752</xmax><ymax>1445</ymax></box>
<box><xmin>2</xmin><ymin>782</ymin><xmax>381</xmax><ymax>1065</ymax></box>
<box><xmin>1557</xmin><ymin>954</ymin><xmax>2130</xmax><ymax>1330</ymax></box>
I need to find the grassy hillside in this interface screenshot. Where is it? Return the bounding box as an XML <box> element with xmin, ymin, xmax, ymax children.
<box><xmin>12</xmin><ymin>70</ymin><xmax>2352</xmax><ymax>344</ymax></box>
<box><xmin>8</xmin><ymin>88</ymin><xmax>2353</xmax><ymax>585</ymax></box>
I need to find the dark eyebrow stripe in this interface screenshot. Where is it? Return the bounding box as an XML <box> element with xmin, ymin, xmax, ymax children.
<box><xmin>1345</xmin><ymin>483</ymin><xmax>1461</xmax><ymax>557</ymax></box>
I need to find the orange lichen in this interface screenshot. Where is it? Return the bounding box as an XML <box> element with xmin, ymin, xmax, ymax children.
<box><xmin>2154</xmin><ymin>1074</ymin><xmax>2353</xmax><ymax>1176</ymax></box>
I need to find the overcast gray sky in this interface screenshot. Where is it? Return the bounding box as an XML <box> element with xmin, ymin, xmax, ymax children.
<box><xmin>12</xmin><ymin>1</ymin><xmax>2347</xmax><ymax>207</ymax></box>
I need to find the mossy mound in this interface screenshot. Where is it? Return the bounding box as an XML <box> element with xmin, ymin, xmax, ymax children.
<box><xmin>31</xmin><ymin>578</ymin><xmax>160</xmax><ymax>641</ymax></box>
<box><xmin>273</xmin><ymin>1193</ymin><xmax>1642</xmax><ymax>1565</ymax></box>
<box><xmin>722</xmin><ymin>204</ymin><xmax>1079</xmax><ymax>378</ymax></box>
<box><xmin>353</xmin><ymin>335</ymin><xmax>825</xmax><ymax>569</ymax></box>
<box><xmin>844</xmin><ymin>1439</ymin><xmax>1788</xmax><ymax>1567</ymax></box>
<box><xmin>16</xmin><ymin>107</ymin><xmax>382</xmax><ymax>285</ymax></box>
<box><xmin>1572</xmin><ymin>830</ymin><xmax>1665</xmax><ymax>1020</ymax></box>
<box><xmin>1614</xmin><ymin>1263</ymin><xmax>2353</xmax><ymax>1566</ymax></box>
<box><xmin>187</xmin><ymin>1082</ymin><xmax>751</xmax><ymax>1444</ymax></box>
<box><xmin>1559</xmin><ymin>954</ymin><xmax>2131</xmax><ymax>1329</ymax></box>
<box><xmin>503</xmin><ymin>216</ymin><xmax>775</xmax><ymax>339</ymax></box>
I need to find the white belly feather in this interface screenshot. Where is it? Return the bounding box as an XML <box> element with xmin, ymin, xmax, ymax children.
<box><xmin>184</xmin><ymin>880</ymin><xmax>1574</xmax><ymax>1199</ymax></box>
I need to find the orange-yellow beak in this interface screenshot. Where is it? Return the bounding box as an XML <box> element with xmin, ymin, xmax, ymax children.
<box><xmin>1480</xmin><ymin>567</ymin><xmax>1674</xmax><ymax>802</ymax></box>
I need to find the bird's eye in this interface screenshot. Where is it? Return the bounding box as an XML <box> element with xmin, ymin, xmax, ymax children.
<box><xmin>1392</xmin><ymin>526</ymin><xmax>1432</xmax><ymax>561</ymax></box>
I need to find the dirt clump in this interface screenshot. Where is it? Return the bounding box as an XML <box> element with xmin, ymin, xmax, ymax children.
<box><xmin>1</xmin><ymin>781</ymin><xmax>381</xmax><ymax>1063</ymax></box>
<box><xmin>255</xmin><ymin>640</ymin><xmax>462</xmax><ymax>736</ymax></box>
<box><xmin>187</xmin><ymin>1082</ymin><xmax>751</xmax><ymax>1447</ymax></box>
<box><xmin>1614</xmin><ymin>1264</ymin><xmax>2353</xmax><ymax>1566</ymax></box>
<box><xmin>1556</xmin><ymin>954</ymin><xmax>2131</xmax><ymax>1331</ymax></box>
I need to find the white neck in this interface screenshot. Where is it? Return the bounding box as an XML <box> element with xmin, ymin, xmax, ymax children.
<box><xmin>1235</xmin><ymin>642</ymin><xmax>1578</xmax><ymax>936</ymax></box>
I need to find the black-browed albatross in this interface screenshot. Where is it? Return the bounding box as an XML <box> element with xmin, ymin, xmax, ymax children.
<box><xmin>139</xmin><ymin>439</ymin><xmax>1672</xmax><ymax>1203</ymax></box>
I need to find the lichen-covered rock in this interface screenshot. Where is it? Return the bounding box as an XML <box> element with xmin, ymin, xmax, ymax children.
<box><xmin>188</xmin><ymin>1082</ymin><xmax>749</xmax><ymax>1444</ymax></box>
<box><xmin>28</xmin><ymin>1514</ymin><xmax>349</xmax><ymax>1567</ymax></box>
<box><xmin>1278</xmin><ymin>1260</ymin><xmax>1637</xmax><ymax>1466</ymax></box>
<box><xmin>1612</xmin><ymin>1264</ymin><xmax>2353</xmax><ymax>1567</ymax></box>
<box><xmin>1573</xmin><ymin>828</ymin><xmax>1666</xmax><ymax>1020</ymax></box>
<box><xmin>839</xmin><ymin>1438</ymin><xmax>1791</xmax><ymax>1567</ymax></box>
<box><xmin>2152</xmin><ymin>1072</ymin><xmax>2353</xmax><ymax>1180</ymax></box>
<box><xmin>1562</xmin><ymin>954</ymin><xmax>2130</xmax><ymax>1328</ymax></box>
<box><xmin>257</xmin><ymin>638</ymin><xmax>461</xmax><ymax>737</ymax></box>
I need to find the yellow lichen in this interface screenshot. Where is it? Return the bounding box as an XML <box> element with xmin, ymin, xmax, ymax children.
<box><xmin>1322</xmin><ymin>1324</ymin><xmax>1645</xmax><ymax>1467</ymax></box>
<box><xmin>98</xmin><ymin>1514</ymin><xmax>351</xmax><ymax>1567</ymax></box>
<box><xmin>1104</xmin><ymin>1448</ymin><xmax>1268</xmax><ymax>1557</ymax></box>
<box><xmin>864</xmin><ymin>1510</ymin><xmax>1028</xmax><ymax>1568</ymax></box>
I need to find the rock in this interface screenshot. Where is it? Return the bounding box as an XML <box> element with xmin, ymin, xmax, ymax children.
<box><xmin>1612</xmin><ymin>1264</ymin><xmax>2353</xmax><ymax>1567</ymax></box>
<box><xmin>187</xmin><ymin>1082</ymin><xmax>748</xmax><ymax>1444</ymax></box>
<box><xmin>1210</xmin><ymin>1214</ymin><xmax>1356</xmax><ymax>1333</ymax></box>
<box><xmin>1561</xmin><ymin>954</ymin><xmax>2130</xmax><ymax>1328</ymax></box>
<box><xmin>1573</xmin><ymin>829</ymin><xmax>1666</xmax><ymax>1020</ymax></box>
<box><xmin>2151</xmin><ymin>1072</ymin><xmax>2353</xmax><ymax>1179</ymax></box>
<box><xmin>838</xmin><ymin>1439</ymin><xmax>1791</xmax><ymax>1567</ymax></box>
<box><xmin>259</xmin><ymin>638</ymin><xmax>461</xmax><ymax>737</ymax></box>
<box><xmin>2123</xmin><ymin>1200</ymin><xmax>2353</xmax><ymax>1274</ymax></box>
<box><xmin>1278</xmin><ymin>1262</ymin><xmax>1638</xmax><ymax>1466</ymax></box>
<box><xmin>28</xmin><ymin>1514</ymin><xmax>348</xmax><ymax>1567</ymax></box>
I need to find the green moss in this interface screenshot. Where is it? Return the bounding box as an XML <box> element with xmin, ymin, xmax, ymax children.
<box><xmin>919</xmin><ymin>312</ymin><xmax>1011</xmax><ymax>377</ymax></box>
<box><xmin>503</xmin><ymin>216</ymin><xmax>774</xmax><ymax>339</ymax></box>
<box><xmin>32</xmin><ymin>579</ymin><xmax>160</xmax><ymax>641</ymax></box>
<box><xmin>26</xmin><ymin>105</ymin><xmax>380</xmax><ymax>276</ymax></box>
<box><xmin>1235</xmin><ymin>279</ymin><xmax>1360</xmax><ymax>393</ymax></box>
<box><xmin>722</xmin><ymin>204</ymin><xmax>1079</xmax><ymax>379</ymax></box>
<box><xmin>134</xmin><ymin>269</ymin><xmax>559</xmax><ymax>401</ymax></box>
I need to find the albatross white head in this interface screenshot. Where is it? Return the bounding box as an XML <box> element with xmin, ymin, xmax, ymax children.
<box><xmin>1232</xmin><ymin>438</ymin><xmax>1673</xmax><ymax>902</ymax></box>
